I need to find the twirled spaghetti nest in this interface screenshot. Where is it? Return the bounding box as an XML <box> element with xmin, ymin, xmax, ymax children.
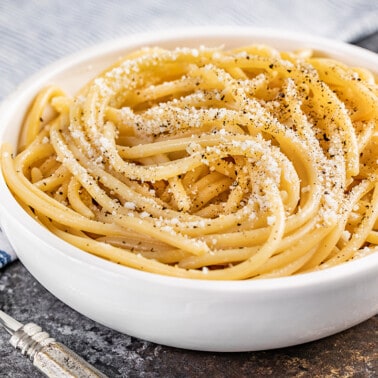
<box><xmin>2</xmin><ymin>45</ymin><xmax>378</xmax><ymax>279</ymax></box>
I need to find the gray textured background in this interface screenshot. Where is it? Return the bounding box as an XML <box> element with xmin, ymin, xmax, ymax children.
<box><xmin>1</xmin><ymin>0</ymin><xmax>377</xmax><ymax>101</ymax></box>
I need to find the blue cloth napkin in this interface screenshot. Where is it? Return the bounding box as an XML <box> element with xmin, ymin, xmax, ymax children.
<box><xmin>0</xmin><ymin>231</ymin><xmax>16</xmax><ymax>268</ymax></box>
<box><xmin>0</xmin><ymin>0</ymin><xmax>377</xmax><ymax>268</ymax></box>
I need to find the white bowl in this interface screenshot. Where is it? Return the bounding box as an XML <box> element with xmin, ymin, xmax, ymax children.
<box><xmin>1</xmin><ymin>27</ymin><xmax>377</xmax><ymax>352</ymax></box>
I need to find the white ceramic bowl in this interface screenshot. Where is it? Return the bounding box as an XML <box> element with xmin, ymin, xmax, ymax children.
<box><xmin>1</xmin><ymin>27</ymin><xmax>377</xmax><ymax>352</ymax></box>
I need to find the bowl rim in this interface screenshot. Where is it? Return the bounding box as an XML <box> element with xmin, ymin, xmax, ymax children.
<box><xmin>1</xmin><ymin>26</ymin><xmax>378</xmax><ymax>292</ymax></box>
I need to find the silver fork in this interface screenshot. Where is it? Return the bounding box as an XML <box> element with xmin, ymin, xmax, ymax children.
<box><xmin>0</xmin><ymin>309</ymin><xmax>108</xmax><ymax>377</ymax></box>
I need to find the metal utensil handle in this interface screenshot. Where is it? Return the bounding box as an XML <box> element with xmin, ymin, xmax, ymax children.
<box><xmin>10</xmin><ymin>322</ymin><xmax>108</xmax><ymax>378</ymax></box>
<box><xmin>33</xmin><ymin>340</ymin><xmax>107</xmax><ymax>378</ymax></box>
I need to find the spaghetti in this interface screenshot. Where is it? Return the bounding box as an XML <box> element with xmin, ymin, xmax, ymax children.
<box><xmin>2</xmin><ymin>45</ymin><xmax>378</xmax><ymax>279</ymax></box>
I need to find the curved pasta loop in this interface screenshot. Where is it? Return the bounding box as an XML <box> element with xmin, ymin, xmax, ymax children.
<box><xmin>2</xmin><ymin>45</ymin><xmax>377</xmax><ymax>279</ymax></box>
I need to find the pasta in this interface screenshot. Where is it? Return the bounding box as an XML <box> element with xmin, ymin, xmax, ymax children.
<box><xmin>1</xmin><ymin>44</ymin><xmax>378</xmax><ymax>280</ymax></box>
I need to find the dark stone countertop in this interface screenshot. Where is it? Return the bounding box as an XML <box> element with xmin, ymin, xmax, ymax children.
<box><xmin>1</xmin><ymin>32</ymin><xmax>378</xmax><ymax>378</ymax></box>
<box><xmin>1</xmin><ymin>261</ymin><xmax>377</xmax><ymax>377</ymax></box>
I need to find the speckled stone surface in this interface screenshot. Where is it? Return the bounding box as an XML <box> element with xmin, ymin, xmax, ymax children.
<box><xmin>1</xmin><ymin>29</ymin><xmax>378</xmax><ymax>378</ymax></box>
<box><xmin>1</xmin><ymin>261</ymin><xmax>378</xmax><ymax>378</ymax></box>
